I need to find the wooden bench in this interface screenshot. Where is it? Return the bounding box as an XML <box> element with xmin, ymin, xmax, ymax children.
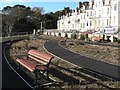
<box><xmin>16</xmin><ymin>49</ymin><xmax>54</xmax><ymax>84</ymax></box>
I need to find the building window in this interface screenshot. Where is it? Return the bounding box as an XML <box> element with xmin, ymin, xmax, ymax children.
<box><xmin>84</xmin><ymin>15</ymin><xmax>85</xmax><ymax>19</ymax></box>
<box><xmin>90</xmin><ymin>20</ymin><xmax>92</xmax><ymax>26</ymax></box>
<box><xmin>102</xmin><ymin>20</ymin><xmax>104</xmax><ymax>26</ymax></box>
<box><xmin>107</xmin><ymin>8</ymin><xmax>109</xmax><ymax>14</ymax></box>
<box><xmin>72</xmin><ymin>24</ymin><xmax>74</xmax><ymax>28</ymax></box>
<box><xmin>99</xmin><ymin>10</ymin><xmax>101</xmax><ymax>14</ymax></box>
<box><xmin>96</xmin><ymin>3</ymin><xmax>97</xmax><ymax>7</ymax></box>
<box><xmin>98</xmin><ymin>20</ymin><xmax>100</xmax><ymax>26</ymax></box>
<box><xmin>81</xmin><ymin>23</ymin><xmax>82</xmax><ymax>28</ymax></box>
<box><xmin>113</xmin><ymin>16</ymin><xmax>115</xmax><ymax>23</ymax></box>
<box><xmin>95</xmin><ymin>11</ymin><xmax>96</xmax><ymax>16</ymax></box>
<box><xmin>114</xmin><ymin>4</ymin><xmax>117</xmax><ymax>10</ymax></box>
<box><xmin>87</xmin><ymin>12</ymin><xmax>89</xmax><ymax>16</ymax></box>
<box><xmin>90</xmin><ymin>11</ymin><xmax>92</xmax><ymax>16</ymax></box>
<box><xmin>99</xmin><ymin>2</ymin><xmax>100</xmax><ymax>6</ymax></box>
<box><xmin>83</xmin><ymin>23</ymin><xmax>85</xmax><ymax>28</ymax></box>
<box><xmin>68</xmin><ymin>21</ymin><xmax>70</xmax><ymax>23</ymax></box>
<box><xmin>78</xmin><ymin>19</ymin><xmax>80</xmax><ymax>22</ymax></box>
<box><xmin>107</xmin><ymin>19</ymin><xmax>109</xmax><ymax>26</ymax></box>
<box><xmin>86</xmin><ymin>21</ymin><xmax>88</xmax><ymax>26</ymax></box>
<box><xmin>102</xmin><ymin>8</ymin><xmax>104</xmax><ymax>15</ymax></box>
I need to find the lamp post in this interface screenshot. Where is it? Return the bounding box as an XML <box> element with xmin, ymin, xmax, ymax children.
<box><xmin>40</xmin><ymin>22</ymin><xmax>43</xmax><ymax>35</ymax></box>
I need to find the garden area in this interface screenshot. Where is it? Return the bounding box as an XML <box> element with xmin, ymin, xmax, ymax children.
<box><xmin>8</xmin><ymin>35</ymin><xmax>120</xmax><ymax>89</ymax></box>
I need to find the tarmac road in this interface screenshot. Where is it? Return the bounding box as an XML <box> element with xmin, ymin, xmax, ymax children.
<box><xmin>44</xmin><ymin>40</ymin><xmax>120</xmax><ymax>81</ymax></box>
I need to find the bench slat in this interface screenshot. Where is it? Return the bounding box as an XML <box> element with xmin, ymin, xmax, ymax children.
<box><xmin>16</xmin><ymin>58</ymin><xmax>47</xmax><ymax>71</ymax></box>
<box><xmin>16</xmin><ymin>49</ymin><xmax>54</xmax><ymax>84</ymax></box>
<box><xmin>28</xmin><ymin>55</ymin><xmax>48</xmax><ymax>65</ymax></box>
<box><xmin>16</xmin><ymin>58</ymin><xmax>36</xmax><ymax>72</ymax></box>
<box><xmin>28</xmin><ymin>50</ymin><xmax>53</xmax><ymax>62</ymax></box>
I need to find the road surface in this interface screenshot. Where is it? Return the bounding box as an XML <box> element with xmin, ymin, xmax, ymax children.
<box><xmin>44</xmin><ymin>40</ymin><xmax>120</xmax><ymax>81</ymax></box>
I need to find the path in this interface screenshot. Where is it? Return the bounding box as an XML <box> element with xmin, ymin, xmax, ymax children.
<box><xmin>44</xmin><ymin>40</ymin><xmax>120</xmax><ymax>81</ymax></box>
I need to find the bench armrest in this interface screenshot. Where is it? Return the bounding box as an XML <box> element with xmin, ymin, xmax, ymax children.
<box><xmin>35</xmin><ymin>65</ymin><xmax>47</xmax><ymax>71</ymax></box>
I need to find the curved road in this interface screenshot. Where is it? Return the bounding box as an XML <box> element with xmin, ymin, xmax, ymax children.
<box><xmin>44</xmin><ymin>40</ymin><xmax>120</xmax><ymax>81</ymax></box>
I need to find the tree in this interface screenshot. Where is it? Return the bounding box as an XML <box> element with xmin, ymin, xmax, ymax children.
<box><xmin>43</xmin><ymin>11</ymin><xmax>60</xmax><ymax>29</ymax></box>
<box><xmin>2</xmin><ymin>5</ymin><xmax>32</xmax><ymax>36</ymax></box>
<box><xmin>31</xmin><ymin>7</ymin><xmax>45</xmax><ymax>29</ymax></box>
<box><xmin>2</xmin><ymin>5</ymin><xmax>45</xmax><ymax>36</ymax></box>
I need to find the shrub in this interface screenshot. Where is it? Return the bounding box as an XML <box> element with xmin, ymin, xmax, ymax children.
<box><xmin>118</xmin><ymin>39</ymin><xmax>120</xmax><ymax>43</ymax></box>
<box><xmin>29</xmin><ymin>46</ymin><xmax>37</xmax><ymax>50</ymax></box>
<box><xmin>69</xmin><ymin>42</ymin><xmax>75</xmax><ymax>46</ymax></box>
<box><xmin>65</xmin><ymin>33</ymin><xmax>68</xmax><ymax>37</ymax></box>
<box><xmin>71</xmin><ymin>34</ymin><xmax>76</xmax><ymax>39</ymax></box>
<box><xmin>80</xmin><ymin>35</ymin><xmax>85</xmax><ymax>40</ymax></box>
<box><xmin>58</xmin><ymin>33</ymin><xmax>61</xmax><ymax>37</ymax></box>
<box><xmin>113</xmin><ymin>37</ymin><xmax>118</xmax><ymax>42</ymax></box>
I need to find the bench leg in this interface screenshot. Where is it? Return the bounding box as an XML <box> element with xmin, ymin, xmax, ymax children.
<box><xmin>46</xmin><ymin>70</ymin><xmax>50</xmax><ymax>81</ymax></box>
<box><xmin>33</xmin><ymin>69</ymin><xmax>39</xmax><ymax>85</ymax></box>
<box><xmin>34</xmin><ymin>73</ymin><xmax>38</xmax><ymax>85</ymax></box>
<box><xmin>17</xmin><ymin>63</ymin><xmax>20</xmax><ymax>70</ymax></box>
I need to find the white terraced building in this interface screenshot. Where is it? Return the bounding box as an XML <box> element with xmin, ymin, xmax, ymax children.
<box><xmin>57</xmin><ymin>0</ymin><xmax>120</xmax><ymax>42</ymax></box>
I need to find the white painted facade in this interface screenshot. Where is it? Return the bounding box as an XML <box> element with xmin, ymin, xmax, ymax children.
<box><xmin>57</xmin><ymin>0</ymin><xmax>120</xmax><ymax>41</ymax></box>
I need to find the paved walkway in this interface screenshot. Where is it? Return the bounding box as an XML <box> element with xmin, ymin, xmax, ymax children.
<box><xmin>2</xmin><ymin>42</ymin><xmax>56</xmax><ymax>89</ymax></box>
<box><xmin>2</xmin><ymin>43</ymin><xmax>33</xmax><ymax>89</ymax></box>
<box><xmin>44</xmin><ymin>40</ymin><xmax>120</xmax><ymax>81</ymax></box>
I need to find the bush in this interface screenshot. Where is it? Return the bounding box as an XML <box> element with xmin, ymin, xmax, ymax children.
<box><xmin>80</xmin><ymin>35</ymin><xmax>85</xmax><ymax>40</ymax></box>
<box><xmin>65</xmin><ymin>33</ymin><xmax>68</xmax><ymax>37</ymax></box>
<box><xmin>69</xmin><ymin>42</ymin><xmax>75</xmax><ymax>46</ymax></box>
<box><xmin>113</xmin><ymin>37</ymin><xmax>118</xmax><ymax>42</ymax></box>
<box><xmin>29</xmin><ymin>46</ymin><xmax>37</xmax><ymax>50</ymax></box>
<box><xmin>71</xmin><ymin>34</ymin><xmax>77</xmax><ymax>39</ymax></box>
<box><xmin>58</xmin><ymin>33</ymin><xmax>61</xmax><ymax>37</ymax></box>
<box><xmin>118</xmin><ymin>39</ymin><xmax>120</xmax><ymax>43</ymax></box>
<box><xmin>79</xmin><ymin>42</ymin><xmax>85</xmax><ymax>45</ymax></box>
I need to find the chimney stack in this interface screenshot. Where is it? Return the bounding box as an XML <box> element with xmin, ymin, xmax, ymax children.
<box><xmin>78</xmin><ymin>2</ymin><xmax>82</xmax><ymax>9</ymax></box>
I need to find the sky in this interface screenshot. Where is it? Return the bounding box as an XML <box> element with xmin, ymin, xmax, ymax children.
<box><xmin>0</xmin><ymin>0</ymin><xmax>89</xmax><ymax>13</ymax></box>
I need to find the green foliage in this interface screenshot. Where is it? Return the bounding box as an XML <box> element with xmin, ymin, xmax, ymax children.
<box><xmin>71</xmin><ymin>34</ymin><xmax>77</xmax><ymax>39</ymax></box>
<box><xmin>86</xmin><ymin>34</ymin><xmax>88</xmax><ymax>38</ymax></box>
<box><xmin>58</xmin><ymin>33</ymin><xmax>61</xmax><ymax>36</ymax></box>
<box><xmin>80</xmin><ymin>35</ymin><xmax>85</xmax><ymax>40</ymax></box>
<box><xmin>12</xmin><ymin>18</ymin><xmax>34</xmax><ymax>33</ymax></box>
<box><xmin>65</xmin><ymin>33</ymin><xmax>68</xmax><ymax>37</ymax></box>
<box><xmin>113</xmin><ymin>37</ymin><xmax>118</xmax><ymax>42</ymax></box>
<box><xmin>2</xmin><ymin>5</ymin><xmax>44</xmax><ymax>36</ymax></box>
<box><xmin>43</xmin><ymin>11</ymin><xmax>60</xmax><ymax>29</ymax></box>
<box><xmin>118</xmin><ymin>39</ymin><xmax>120</xmax><ymax>43</ymax></box>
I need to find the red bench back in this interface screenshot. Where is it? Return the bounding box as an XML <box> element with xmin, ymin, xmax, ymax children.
<box><xmin>28</xmin><ymin>49</ymin><xmax>54</xmax><ymax>65</ymax></box>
